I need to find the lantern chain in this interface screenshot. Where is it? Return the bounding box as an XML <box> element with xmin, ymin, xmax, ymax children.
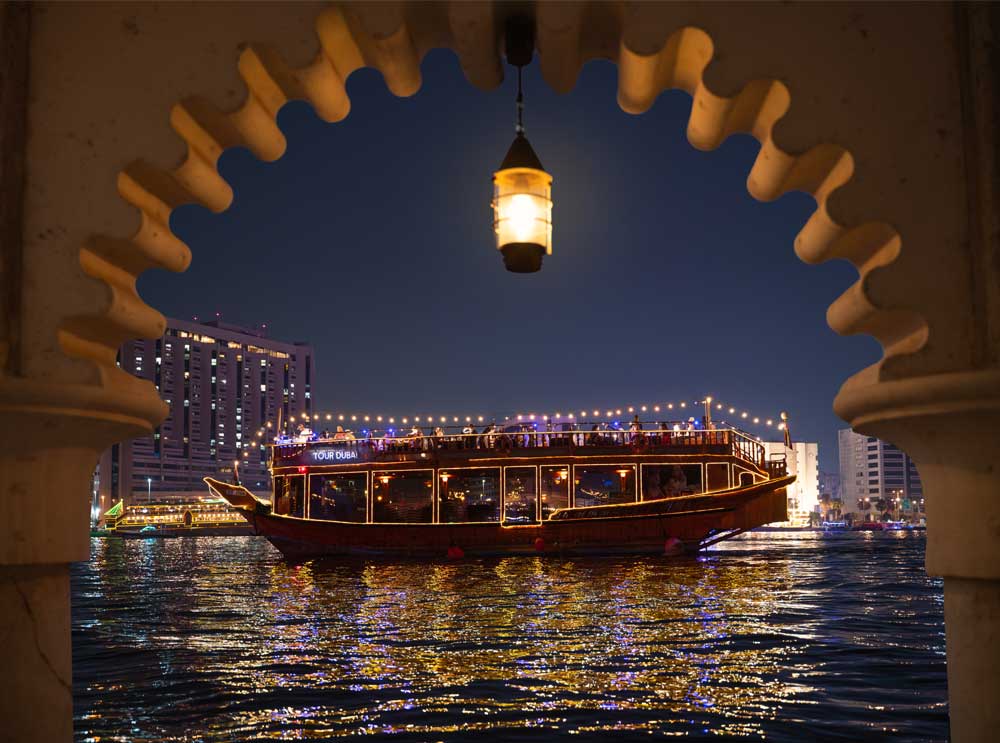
<box><xmin>515</xmin><ymin>65</ymin><xmax>524</xmax><ymax>135</ymax></box>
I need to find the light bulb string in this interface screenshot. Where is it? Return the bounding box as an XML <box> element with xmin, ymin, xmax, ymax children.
<box><xmin>515</xmin><ymin>65</ymin><xmax>524</xmax><ymax>135</ymax></box>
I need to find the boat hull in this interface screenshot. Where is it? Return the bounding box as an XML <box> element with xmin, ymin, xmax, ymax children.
<box><xmin>206</xmin><ymin>476</ymin><xmax>791</xmax><ymax>559</ymax></box>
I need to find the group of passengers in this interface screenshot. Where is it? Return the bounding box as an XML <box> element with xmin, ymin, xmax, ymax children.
<box><xmin>283</xmin><ymin>414</ymin><xmax>720</xmax><ymax>450</ymax></box>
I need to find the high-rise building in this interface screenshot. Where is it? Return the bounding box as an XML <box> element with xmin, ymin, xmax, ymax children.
<box><xmin>96</xmin><ymin>318</ymin><xmax>314</xmax><ymax>510</ymax></box>
<box><xmin>838</xmin><ymin>429</ymin><xmax>924</xmax><ymax>519</ymax></box>
<box><xmin>762</xmin><ymin>441</ymin><xmax>819</xmax><ymax>526</ymax></box>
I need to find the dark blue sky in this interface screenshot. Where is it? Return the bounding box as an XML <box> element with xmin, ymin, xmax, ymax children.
<box><xmin>145</xmin><ymin>50</ymin><xmax>880</xmax><ymax>472</ymax></box>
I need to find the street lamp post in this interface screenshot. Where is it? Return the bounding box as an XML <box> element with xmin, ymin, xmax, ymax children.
<box><xmin>146</xmin><ymin>476</ymin><xmax>151</xmax><ymax>504</ymax></box>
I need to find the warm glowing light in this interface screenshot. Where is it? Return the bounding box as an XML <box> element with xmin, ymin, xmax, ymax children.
<box><xmin>338</xmin><ymin>415</ymin><xmax>344</xmax><ymax>421</ymax></box>
<box><xmin>377</xmin><ymin>416</ymin><xmax>383</xmax><ymax>422</ymax></box>
<box><xmin>729</xmin><ymin>407</ymin><xmax>735</xmax><ymax>414</ymax></box>
<box><xmin>680</xmin><ymin>402</ymin><xmax>687</xmax><ymax>408</ymax></box>
<box><xmin>492</xmin><ymin>169</ymin><xmax>553</xmax><ymax>258</ymax></box>
<box><xmin>325</xmin><ymin>414</ymin><xmax>332</xmax><ymax>420</ymax></box>
<box><xmin>440</xmin><ymin>473</ymin><xmax>451</xmax><ymax>483</ymax></box>
<box><xmin>478</xmin><ymin>416</ymin><xmax>484</xmax><ymax>422</ymax></box>
<box><xmin>742</xmin><ymin>412</ymin><xmax>748</xmax><ymax>418</ymax></box>
<box><xmin>753</xmin><ymin>417</ymin><xmax>760</xmax><ymax>424</ymax></box>
<box><xmin>668</xmin><ymin>404</ymin><xmax>674</xmax><ymax>409</ymax></box>
<box><xmin>705</xmin><ymin>396</ymin><xmax>713</xmax><ymax>404</ymax></box>
<box><xmin>654</xmin><ymin>406</ymin><xmax>660</xmax><ymax>412</ymax></box>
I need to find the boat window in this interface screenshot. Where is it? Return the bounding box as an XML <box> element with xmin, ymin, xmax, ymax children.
<box><xmin>641</xmin><ymin>464</ymin><xmax>703</xmax><ymax>499</ymax></box>
<box><xmin>706</xmin><ymin>463</ymin><xmax>729</xmax><ymax>493</ymax></box>
<box><xmin>573</xmin><ymin>465</ymin><xmax>636</xmax><ymax>507</ymax></box>
<box><xmin>440</xmin><ymin>468</ymin><xmax>500</xmax><ymax>523</ymax></box>
<box><xmin>540</xmin><ymin>466</ymin><xmax>570</xmax><ymax>518</ymax></box>
<box><xmin>309</xmin><ymin>473</ymin><xmax>367</xmax><ymax>522</ymax></box>
<box><xmin>274</xmin><ymin>475</ymin><xmax>305</xmax><ymax>517</ymax></box>
<box><xmin>372</xmin><ymin>470</ymin><xmax>434</xmax><ymax>523</ymax></box>
<box><xmin>504</xmin><ymin>467</ymin><xmax>538</xmax><ymax>523</ymax></box>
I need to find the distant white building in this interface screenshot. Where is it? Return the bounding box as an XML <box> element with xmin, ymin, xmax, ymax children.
<box><xmin>763</xmin><ymin>441</ymin><xmax>819</xmax><ymax>526</ymax></box>
<box><xmin>838</xmin><ymin>429</ymin><xmax>924</xmax><ymax>519</ymax></box>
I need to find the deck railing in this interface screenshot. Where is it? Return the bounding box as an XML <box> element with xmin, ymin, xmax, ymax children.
<box><xmin>273</xmin><ymin>423</ymin><xmax>767</xmax><ymax>468</ymax></box>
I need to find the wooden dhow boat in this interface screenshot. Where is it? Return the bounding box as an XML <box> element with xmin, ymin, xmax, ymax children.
<box><xmin>206</xmin><ymin>423</ymin><xmax>793</xmax><ymax>559</ymax></box>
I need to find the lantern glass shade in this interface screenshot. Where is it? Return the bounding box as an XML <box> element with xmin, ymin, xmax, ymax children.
<box><xmin>492</xmin><ymin>166</ymin><xmax>552</xmax><ymax>272</ymax></box>
<box><xmin>493</xmin><ymin>167</ymin><xmax>552</xmax><ymax>251</ymax></box>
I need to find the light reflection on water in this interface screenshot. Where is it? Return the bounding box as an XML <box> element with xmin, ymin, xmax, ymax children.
<box><xmin>72</xmin><ymin>532</ymin><xmax>946</xmax><ymax>741</ymax></box>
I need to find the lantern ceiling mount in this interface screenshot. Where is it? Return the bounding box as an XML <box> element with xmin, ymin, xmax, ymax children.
<box><xmin>491</xmin><ymin>16</ymin><xmax>553</xmax><ymax>274</ymax></box>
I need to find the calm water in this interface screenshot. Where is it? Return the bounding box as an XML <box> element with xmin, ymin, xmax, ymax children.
<box><xmin>72</xmin><ymin>533</ymin><xmax>947</xmax><ymax>741</ymax></box>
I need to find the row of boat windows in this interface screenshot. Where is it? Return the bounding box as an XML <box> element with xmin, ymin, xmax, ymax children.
<box><xmin>272</xmin><ymin>463</ymin><xmax>757</xmax><ymax>524</ymax></box>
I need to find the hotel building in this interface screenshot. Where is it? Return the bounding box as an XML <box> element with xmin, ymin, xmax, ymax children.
<box><xmin>838</xmin><ymin>429</ymin><xmax>924</xmax><ymax>517</ymax></box>
<box><xmin>762</xmin><ymin>441</ymin><xmax>820</xmax><ymax>526</ymax></box>
<box><xmin>96</xmin><ymin>318</ymin><xmax>314</xmax><ymax>508</ymax></box>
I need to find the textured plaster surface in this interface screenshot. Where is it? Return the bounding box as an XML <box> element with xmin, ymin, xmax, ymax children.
<box><xmin>0</xmin><ymin>565</ymin><xmax>73</xmax><ymax>743</ymax></box>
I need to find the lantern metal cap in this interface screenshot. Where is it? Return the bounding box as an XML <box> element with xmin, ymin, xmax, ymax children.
<box><xmin>499</xmin><ymin>132</ymin><xmax>545</xmax><ymax>172</ymax></box>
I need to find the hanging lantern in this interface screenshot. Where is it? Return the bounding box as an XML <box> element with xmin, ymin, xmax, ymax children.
<box><xmin>491</xmin><ymin>17</ymin><xmax>553</xmax><ymax>273</ymax></box>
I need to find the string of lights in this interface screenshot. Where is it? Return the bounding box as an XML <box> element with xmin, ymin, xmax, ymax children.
<box><xmin>246</xmin><ymin>396</ymin><xmax>789</xmax><ymax>443</ymax></box>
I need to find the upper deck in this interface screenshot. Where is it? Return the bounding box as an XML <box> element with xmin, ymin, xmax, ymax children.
<box><xmin>272</xmin><ymin>423</ymin><xmax>777</xmax><ymax>475</ymax></box>
<box><xmin>265</xmin><ymin>421</ymin><xmax>786</xmax><ymax>524</ymax></box>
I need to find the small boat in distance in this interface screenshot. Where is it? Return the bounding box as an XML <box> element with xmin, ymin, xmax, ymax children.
<box><xmin>102</xmin><ymin>498</ymin><xmax>254</xmax><ymax>537</ymax></box>
<box><xmin>852</xmin><ymin>521</ymin><xmax>885</xmax><ymax>532</ymax></box>
<box><xmin>207</xmin><ymin>419</ymin><xmax>794</xmax><ymax>559</ymax></box>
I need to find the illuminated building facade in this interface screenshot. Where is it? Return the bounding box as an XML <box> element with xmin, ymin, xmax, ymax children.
<box><xmin>97</xmin><ymin>318</ymin><xmax>313</xmax><ymax>508</ymax></box>
<box><xmin>838</xmin><ymin>429</ymin><xmax>924</xmax><ymax>519</ymax></box>
<box><xmin>762</xmin><ymin>441</ymin><xmax>819</xmax><ymax>526</ymax></box>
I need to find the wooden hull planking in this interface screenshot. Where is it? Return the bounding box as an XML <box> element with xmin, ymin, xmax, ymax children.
<box><xmin>205</xmin><ymin>476</ymin><xmax>792</xmax><ymax>559</ymax></box>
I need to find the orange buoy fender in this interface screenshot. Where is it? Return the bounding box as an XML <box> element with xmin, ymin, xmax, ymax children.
<box><xmin>534</xmin><ymin>537</ymin><xmax>545</xmax><ymax>552</ymax></box>
<box><xmin>664</xmin><ymin>537</ymin><xmax>683</xmax><ymax>556</ymax></box>
<box><xmin>447</xmin><ymin>545</ymin><xmax>465</xmax><ymax>560</ymax></box>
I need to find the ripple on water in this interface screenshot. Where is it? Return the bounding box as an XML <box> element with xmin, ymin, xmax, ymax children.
<box><xmin>72</xmin><ymin>532</ymin><xmax>947</xmax><ymax>741</ymax></box>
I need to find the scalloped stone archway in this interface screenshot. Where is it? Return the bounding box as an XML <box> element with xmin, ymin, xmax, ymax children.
<box><xmin>1</xmin><ymin>3</ymin><xmax>998</xmax><ymax>741</ymax></box>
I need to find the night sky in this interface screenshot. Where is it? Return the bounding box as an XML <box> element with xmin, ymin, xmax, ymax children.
<box><xmin>143</xmin><ymin>50</ymin><xmax>881</xmax><ymax>472</ymax></box>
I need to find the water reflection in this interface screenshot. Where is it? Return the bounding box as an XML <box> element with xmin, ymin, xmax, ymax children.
<box><xmin>73</xmin><ymin>533</ymin><xmax>946</xmax><ymax>741</ymax></box>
